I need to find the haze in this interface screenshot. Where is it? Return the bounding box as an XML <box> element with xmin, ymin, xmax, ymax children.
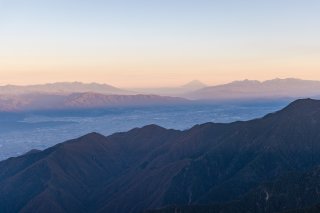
<box><xmin>1</xmin><ymin>0</ymin><xmax>320</xmax><ymax>87</ymax></box>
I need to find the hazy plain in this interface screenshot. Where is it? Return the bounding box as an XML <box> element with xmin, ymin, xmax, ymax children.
<box><xmin>0</xmin><ymin>102</ymin><xmax>287</xmax><ymax>160</ymax></box>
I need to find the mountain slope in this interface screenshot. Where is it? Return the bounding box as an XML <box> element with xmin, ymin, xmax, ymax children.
<box><xmin>0</xmin><ymin>93</ymin><xmax>189</xmax><ymax>112</ymax></box>
<box><xmin>64</xmin><ymin>93</ymin><xmax>188</xmax><ymax>109</ymax></box>
<box><xmin>0</xmin><ymin>126</ymin><xmax>181</xmax><ymax>213</ymax></box>
<box><xmin>1</xmin><ymin>99</ymin><xmax>320</xmax><ymax>212</ymax></box>
<box><xmin>150</xmin><ymin>166</ymin><xmax>320</xmax><ymax>213</ymax></box>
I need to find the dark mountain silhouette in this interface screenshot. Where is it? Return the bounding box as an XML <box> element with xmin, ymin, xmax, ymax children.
<box><xmin>1</xmin><ymin>99</ymin><xmax>320</xmax><ymax>212</ymax></box>
<box><xmin>186</xmin><ymin>78</ymin><xmax>320</xmax><ymax>100</ymax></box>
<box><xmin>149</xmin><ymin>166</ymin><xmax>320</xmax><ymax>213</ymax></box>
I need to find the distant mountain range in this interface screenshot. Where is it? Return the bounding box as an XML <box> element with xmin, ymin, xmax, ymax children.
<box><xmin>0</xmin><ymin>93</ymin><xmax>188</xmax><ymax>112</ymax></box>
<box><xmin>0</xmin><ymin>82</ymin><xmax>132</xmax><ymax>95</ymax></box>
<box><xmin>1</xmin><ymin>99</ymin><xmax>320</xmax><ymax>212</ymax></box>
<box><xmin>130</xmin><ymin>80</ymin><xmax>207</xmax><ymax>96</ymax></box>
<box><xmin>3</xmin><ymin>78</ymin><xmax>320</xmax><ymax>102</ymax></box>
<box><xmin>3</xmin><ymin>78</ymin><xmax>320</xmax><ymax>111</ymax></box>
<box><xmin>0</xmin><ymin>81</ymin><xmax>206</xmax><ymax>96</ymax></box>
<box><xmin>185</xmin><ymin>78</ymin><xmax>320</xmax><ymax>100</ymax></box>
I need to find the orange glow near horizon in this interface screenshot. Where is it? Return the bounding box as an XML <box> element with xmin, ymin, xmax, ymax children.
<box><xmin>1</xmin><ymin>69</ymin><xmax>320</xmax><ymax>88</ymax></box>
<box><xmin>1</xmin><ymin>53</ymin><xmax>320</xmax><ymax>87</ymax></box>
<box><xmin>1</xmin><ymin>1</ymin><xmax>320</xmax><ymax>87</ymax></box>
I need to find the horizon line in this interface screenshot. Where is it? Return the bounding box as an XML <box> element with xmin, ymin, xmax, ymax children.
<box><xmin>0</xmin><ymin>77</ymin><xmax>318</xmax><ymax>88</ymax></box>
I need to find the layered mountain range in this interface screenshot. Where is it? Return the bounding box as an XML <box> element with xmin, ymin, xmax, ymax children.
<box><xmin>3</xmin><ymin>78</ymin><xmax>320</xmax><ymax>111</ymax></box>
<box><xmin>1</xmin><ymin>99</ymin><xmax>320</xmax><ymax>212</ymax></box>
<box><xmin>2</xmin><ymin>79</ymin><xmax>320</xmax><ymax>108</ymax></box>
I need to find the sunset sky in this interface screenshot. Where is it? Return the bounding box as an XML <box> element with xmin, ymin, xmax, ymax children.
<box><xmin>1</xmin><ymin>0</ymin><xmax>320</xmax><ymax>87</ymax></box>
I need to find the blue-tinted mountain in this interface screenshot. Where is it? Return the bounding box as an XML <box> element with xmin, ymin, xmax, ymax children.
<box><xmin>149</xmin><ymin>165</ymin><xmax>320</xmax><ymax>213</ymax></box>
<box><xmin>0</xmin><ymin>82</ymin><xmax>132</xmax><ymax>95</ymax></box>
<box><xmin>186</xmin><ymin>78</ymin><xmax>320</xmax><ymax>100</ymax></box>
<box><xmin>0</xmin><ymin>92</ymin><xmax>189</xmax><ymax>112</ymax></box>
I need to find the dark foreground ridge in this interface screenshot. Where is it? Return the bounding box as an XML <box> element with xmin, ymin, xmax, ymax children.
<box><xmin>1</xmin><ymin>99</ymin><xmax>320</xmax><ymax>213</ymax></box>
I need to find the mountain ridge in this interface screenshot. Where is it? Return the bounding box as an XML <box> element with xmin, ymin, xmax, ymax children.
<box><xmin>3</xmin><ymin>78</ymin><xmax>320</xmax><ymax>102</ymax></box>
<box><xmin>186</xmin><ymin>78</ymin><xmax>320</xmax><ymax>100</ymax></box>
<box><xmin>0</xmin><ymin>82</ymin><xmax>132</xmax><ymax>95</ymax></box>
<box><xmin>0</xmin><ymin>93</ymin><xmax>189</xmax><ymax>112</ymax></box>
<box><xmin>1</xmin><ymin>99</ymin><xmax>320</xmax><ymax>212</ymax></box>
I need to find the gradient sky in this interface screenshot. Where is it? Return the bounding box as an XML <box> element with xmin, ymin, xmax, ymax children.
<box><xmin>1</xmin><ymin>0</ymin><xmax>320</xmax><ymax>87</ymax></box>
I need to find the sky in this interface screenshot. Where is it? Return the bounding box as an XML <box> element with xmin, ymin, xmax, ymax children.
<box><xmin>0</xmin><ymin>0</ymin><xmax>320</xmax><ymax>87</ymax></box>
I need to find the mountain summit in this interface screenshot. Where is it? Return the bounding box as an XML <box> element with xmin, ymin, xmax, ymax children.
<box><xmin>180</xmin><ymin>80</ymin><xmax>207</xmax><ymax>90</ymax></box>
